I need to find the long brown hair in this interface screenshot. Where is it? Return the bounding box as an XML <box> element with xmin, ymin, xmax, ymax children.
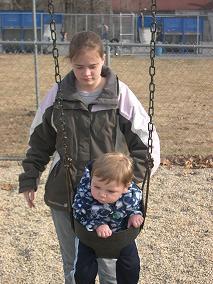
<box><xmin>68</xmin><ymin>31</ymin><xmax>104</xmax><ymax>60</ymax></box>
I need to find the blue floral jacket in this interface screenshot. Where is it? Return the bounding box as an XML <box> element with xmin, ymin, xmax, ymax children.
<box><xmin>73</xmin><ymin>164</ymin><xmax>143</xmax><ymax>232</ymax></box>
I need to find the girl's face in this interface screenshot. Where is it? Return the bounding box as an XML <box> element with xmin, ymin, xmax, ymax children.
<box><xmin>71</xmin><ymin>48</ymin><xmax>105</xmax><ymax>92</ymax></box>
<box><xmin>91</xmin><ymin>176</ymin><xmax>128</xmax><ymax>204</ymax></box>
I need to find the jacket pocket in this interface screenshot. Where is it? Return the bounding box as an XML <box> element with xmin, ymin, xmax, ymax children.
<box><xmin>45</xmin><ymin>161</ymin><xmax>71</xmax><ymax>208</ymax></box>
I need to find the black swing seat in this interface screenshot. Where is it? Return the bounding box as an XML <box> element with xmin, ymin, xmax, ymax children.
<box><xmin>74</xmin><ymin>219</ymin><xmax>141</xmax><ymax>259</ymax></box>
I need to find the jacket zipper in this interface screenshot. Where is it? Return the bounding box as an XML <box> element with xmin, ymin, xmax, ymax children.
<box><xmin>88</xmin><ymin>104</ymin><xmax>92</xmax><ymax>161</ymax></box>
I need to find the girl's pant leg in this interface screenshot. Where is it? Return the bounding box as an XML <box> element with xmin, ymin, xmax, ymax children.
<box><xmin>116</xmin><ymin>241</ymin><xmax>140</xmax><ymax>284</ymax></box>
<box><xmin>97</xmin><ymin>258</ymin><xmax>117</xmax><ymax>284</ymax></box>
<box><xmin>51</xmin><ymin>208</ymin><xmax>77</xmax><ymax>284</ymax></box>
<box><xmin>51</xmin><ymin>208</ymin><xmax>117</xmax><ymax>284</ymax></box>
<box><xmin>74</xmin><ymin>242</ymin><xmax>97</xmax><ymax>284</ymax></box>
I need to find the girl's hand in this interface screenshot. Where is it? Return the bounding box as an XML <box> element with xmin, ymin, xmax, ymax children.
<box><xmin>96</xmin><ymin>224</ymin><xmax>112</xmax><ymax>238</ymax></box>
<box><xmin>23</xmin><ymin>190</ymin><xmax>35</xmax><ymax>208</ymax></box>
<box><xmin>128</xmin><ymin>214</ymin><xmax>144</xmax><ymax>228</ymax></box>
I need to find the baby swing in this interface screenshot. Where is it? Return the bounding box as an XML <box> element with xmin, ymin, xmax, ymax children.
<box><xmin>47</xmin><ymin>0</ymin><xmax>158</xmax><ymax>259</ymax></box>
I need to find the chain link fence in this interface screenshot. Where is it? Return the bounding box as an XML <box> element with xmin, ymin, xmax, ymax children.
<box><xmin>0</xmin><ymin>11</ymin><xmax>212</xmax><ymax>160</ymax></box>
<box><xmin>0</xmin><ymin>53</ymin><xmax>212</xmax><ymax>160</ymax></box>
<box><xmin>0</xmin><ymin>12</ymin><xmax>213</xmax><ymax>53</ymax></box>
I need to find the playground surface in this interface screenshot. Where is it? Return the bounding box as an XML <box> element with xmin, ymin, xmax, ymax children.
<box><xmin>0</xmin><ymin>54</ymin><xmax>212</xmax><ymax>283</ymax></box>
<box><xmin>0</xmin><ymin>161</ymin><xmax>212</xmax><ymax>283</ymax></box>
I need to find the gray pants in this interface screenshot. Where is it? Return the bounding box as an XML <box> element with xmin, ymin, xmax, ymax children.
<box><xmin>51</xmin><ymin>208</ymin><xmax>117</xmax><ymax>284</ymax></box>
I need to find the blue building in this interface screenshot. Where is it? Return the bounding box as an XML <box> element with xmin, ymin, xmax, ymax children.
<box><xmin>0</xmin><ymin>11</ymin><xmax>63</xmax><ymax>52</ymax></box>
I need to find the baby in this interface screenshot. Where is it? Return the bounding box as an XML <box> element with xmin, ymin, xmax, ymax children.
<box><xmin>73</xmin><ymin>152</ymin><xmax>144</xmax><ymax>238</ymax></box>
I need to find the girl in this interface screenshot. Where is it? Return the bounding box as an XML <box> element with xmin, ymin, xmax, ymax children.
<box><xmin>19</xmin><ymin>31</ymin><xmax>160</xmax><ymax>284</ymax></box>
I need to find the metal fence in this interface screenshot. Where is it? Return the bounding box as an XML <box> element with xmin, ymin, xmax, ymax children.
<box><xmin>0</xmin><ymin>11</ymin><xmax>213</xmax><ymax>160</ymax></box>
<box><xmin>0</xmin><ymin>11</ymin><xmax>136</xmax><ymax>53</ymax></box>
<box><xmin>1</xmin><ymin>53</ymin><xmax>212</xmax><ymax>161</ymax></box>
<box><xmin>1</xmin><ymin>11</ymin><xmax>213</xmax><ymax>50</ymax></box>
<box><xmin>1</xmin><ymin>11</ymin><xmax>213</xmax><ymax>61</ymax></box>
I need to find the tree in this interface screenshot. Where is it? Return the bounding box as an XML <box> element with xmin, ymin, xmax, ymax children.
<box><xmin>0</xmin><ymin>0</ymin><xmax>112</xmax><ymax>13</ymax></box>
<box><xmin>61</xmin><ymin>0</ymin><xmax>112</xmax><ymax>13</ymax></box>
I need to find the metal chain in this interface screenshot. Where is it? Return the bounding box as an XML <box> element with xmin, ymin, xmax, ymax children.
<box><xmin>142</xmin><ymin>0</ymin><xmax>157</xmax><ymax>223</ymax></box>
<box><xmin>48</xmin><ymin>0</ymin><xmax>74</xmax><ymax>215</ymax></box>
<box><xmin>48</xmin><ymin>0</ymin><xmax>156</xmax><ymax>170</ymax></box>
<box><xmin>48</xmin><ymin>0</ymin><xmax>157</xmax><ymax>219</ymax></box>
<box><xmin>48</xmin><ymin>0</ymin><xmax>71</xmax><ymax>169</ymax></box>
<box><xmin>147</xmin><ymin>0</ymin><xmax>157</xmax><ymax>168</ymax></box>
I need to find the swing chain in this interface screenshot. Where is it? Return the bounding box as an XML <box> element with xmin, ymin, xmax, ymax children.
<box><xmin>147</xmin><ymin>0</ymin><xmax>157</xmax><ymax>168</ymax></box>
<box><xmin>142</xmin><ymin>0</ymin><xmax>157</xmax><ymax>222</ymax></box>
<box><xmin>48</xmin><ymin>0</ymin><xmax>71</xmax><ymax>169</ymax></box>
<box><xmin>48</xmin><ymin>0</ymin><xmax>157</xmax><ymax>220</ymax></box>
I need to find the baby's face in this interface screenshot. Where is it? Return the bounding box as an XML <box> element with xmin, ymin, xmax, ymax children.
<box><xmin>91</xmin><ymin>176</ymin><xmax>128</xmax><ymax>204</ymax></box>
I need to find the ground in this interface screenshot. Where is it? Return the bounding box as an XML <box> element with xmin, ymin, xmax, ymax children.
<box><xmin>0</xmin><ymin>54</ymin><xmax>212</xmax><ymax>158</ymax></box>
<box><xmin>0</xmin><ymin>162</ymin><xmax>212</xmax><ymax>283</ymax></box>
<box><xmin>0</xmin><ymin>54</ymin><xmax>212</xmax><ymax>283</ymax></box>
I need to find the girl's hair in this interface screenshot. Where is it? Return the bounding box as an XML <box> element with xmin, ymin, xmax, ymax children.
<box><xmin>91</xmin><ymin>152</ymin><xmax>133</xmax><ymax>186</ymax></box>
<box><xmin>68</xmin><ymin>31</ymin><xmax>104</xmax><ymax>60</ymax></box>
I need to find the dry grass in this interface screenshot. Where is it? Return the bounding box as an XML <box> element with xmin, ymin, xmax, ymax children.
<box><xmin>0</xmin><ymin>161</ymin><xmax>212</xmax><ymax>283</ymax></box>
<box><xmin>0</xmin><ymin>54</ymin><xmax>212</xmax><ymax>157</ymax></box>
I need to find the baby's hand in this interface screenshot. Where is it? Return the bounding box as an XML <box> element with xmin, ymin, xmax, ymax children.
<box><xmin>96</xmin><ymin>224</ymin><xmax>112</xmax><ymax>238</ymax></box>
<box><xmin>127</xmin><ymin>214</ymin><xmax>144</xmax><ymax>228</ymax></box>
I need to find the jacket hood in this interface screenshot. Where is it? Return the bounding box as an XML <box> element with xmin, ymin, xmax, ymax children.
<box><xmin>59</xmin><ymin>65</ymin><xmax>118</xmax><ymax>106</ymax></box>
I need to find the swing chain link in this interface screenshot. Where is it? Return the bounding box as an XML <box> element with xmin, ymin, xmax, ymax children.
<box><xmin>142</xmin><ymin>0</ymin><xmax>157</xmax><ymax>222</ymax></box>
<box><xmin>48</xmin><ymin>0</ymin><xmax>71</xmax><ymax>169</ymax></box>
<box><xmin>147</xmin><ymin>0</ymin><xmax>157</xmax><ymax>169</ymax></box>
<box><xmin>48</xmin><ymin>0</ymin><xmax>156</xmax><ymax>172</ymax></box>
